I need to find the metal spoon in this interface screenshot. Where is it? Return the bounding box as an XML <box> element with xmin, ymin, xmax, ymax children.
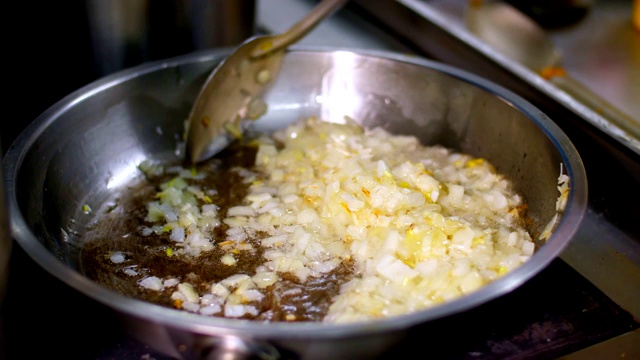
<box><xmin>185</xmin><ymin>0</ymin><xmax>349</xmax><ymax>164</ymax></box>
<box><xmin>465</xmin><ymin>1</ymin><xmax>639</xmax><ymax>140</ymax></box>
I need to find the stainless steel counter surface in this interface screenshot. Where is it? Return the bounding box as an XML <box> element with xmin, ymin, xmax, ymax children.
<box><xmin>380</xmin><ymin>0</ymin><xmax>640</xmax><ymax>155</ymax></box>
<box><xmin>257</xmin><ymin>0</ymin><xmax>414</xmax><ymax>52</ymax></box>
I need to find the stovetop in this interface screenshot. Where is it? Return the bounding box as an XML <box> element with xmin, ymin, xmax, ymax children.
<box><xmin>2</xmin><ymin>0</ymin><xmax>639</xmax><ymax>359</ymax></box>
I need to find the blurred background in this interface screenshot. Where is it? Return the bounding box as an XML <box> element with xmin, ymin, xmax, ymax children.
<box><xmin>2</xmin><ymin>0</ymin><xmax>410</xmax><ymax>155</ymax></box>
<box><xmin>3</xmin><ymin>0</ymin><xmax>257</xmax><ymax>155</ymax></box>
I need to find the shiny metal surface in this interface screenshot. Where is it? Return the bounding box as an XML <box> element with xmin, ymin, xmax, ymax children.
<box><xmin>465</xmin><ymin>1</ymin><xmax>639</xmax><ymax>142</ymax></box>
<box><xmin>186</xmin><ymin>0</ymin><xmax>348</xmax><ymax>163</ymax></box>
<box><xmin>2</xmin><ymin>48</ymin><xmax>587</xmax><ymax>359</ymax></box>
<box><xmin>392</xmin><ymin>0</ymin><xmax>640</xmax><ymax>155</ymax></box>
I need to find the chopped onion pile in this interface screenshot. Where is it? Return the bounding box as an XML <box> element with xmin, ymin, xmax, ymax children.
<box><xmin>134</xmin><ymin>116</ymin><xmax>539</xmax><ymax>323</ymax></box>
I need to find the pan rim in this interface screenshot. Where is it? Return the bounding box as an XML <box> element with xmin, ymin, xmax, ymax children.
<box><xmin>2</xmin><ymin>45</ymin><xmax>588</xmax><ymax>338</ymax></box>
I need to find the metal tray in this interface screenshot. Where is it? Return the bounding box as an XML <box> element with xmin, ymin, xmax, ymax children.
<box><xmin>354</xmin><ymin>0</ymin><xmax>640</xmax><ymax>155</ymax></box>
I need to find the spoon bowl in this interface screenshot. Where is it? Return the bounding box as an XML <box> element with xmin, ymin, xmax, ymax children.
<box><xmin>184</xmin><ymin>35</ymin><xmax>287</xmax><ymax>164</ymax></box>
<box><xmin>185</xmin><ymin>0</ymin><xmax>349</xmax><ymax>164</ymax></box>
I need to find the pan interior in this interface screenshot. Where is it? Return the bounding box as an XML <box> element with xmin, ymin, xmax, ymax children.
<box><xmin>8</xmin><ymin>49</ymin><xmax>582</xmax><ymax>331</ymax></box>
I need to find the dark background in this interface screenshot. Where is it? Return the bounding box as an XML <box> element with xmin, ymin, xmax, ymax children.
<box><xmin>2</xmin><ymin>2</ymin><xmax>255</xmax><ymax>358</ymax></box>
<box><xmin>3</xmin><ymin>0</ymin><xmax>256</xmax><ymax>154</ymax></box>
<box><xmin>4</xmin><ymin>2</ymin><xmax>96</xmax><ymax>152</ymax></box>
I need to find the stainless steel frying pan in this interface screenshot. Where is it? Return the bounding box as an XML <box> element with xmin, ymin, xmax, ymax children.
<box><xmin>2</xmin><ymin>47</ymin><xmax>587</xmax><ymax>360</ymax></box>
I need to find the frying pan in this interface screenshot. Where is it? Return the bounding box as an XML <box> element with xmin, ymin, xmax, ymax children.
<box><xmin>2</xmin><ymin>47</ymin><xmax>587</xmax><ymax>359</ymax></box>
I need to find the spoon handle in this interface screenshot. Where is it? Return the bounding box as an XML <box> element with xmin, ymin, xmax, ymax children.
<box><xmin>251</xmin><ymin>0</ymin><xmax>350</xmax><ymax>58</ymax></box>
